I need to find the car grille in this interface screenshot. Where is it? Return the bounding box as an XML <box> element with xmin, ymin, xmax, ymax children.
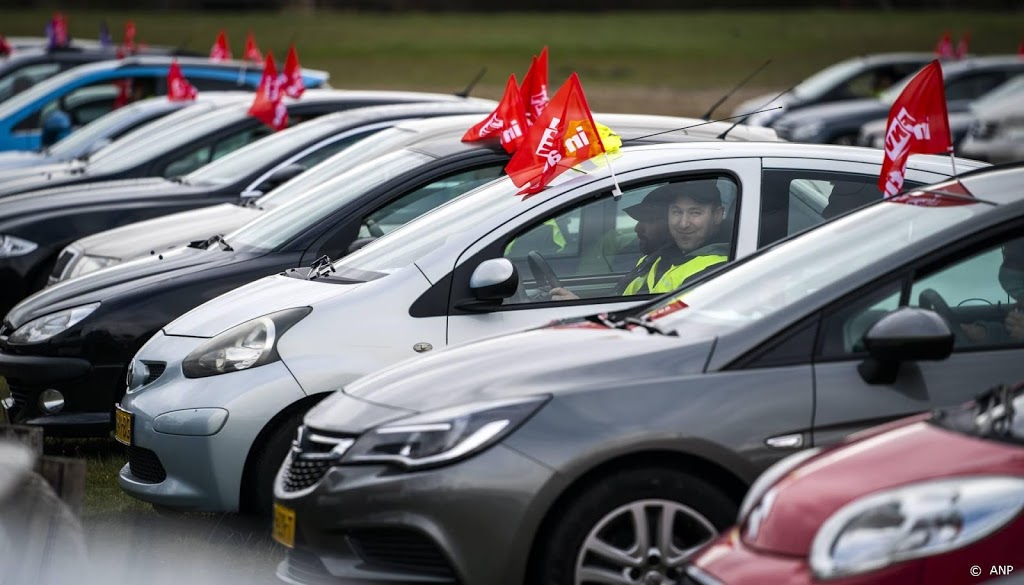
<box><xmin>127</xmin><ymin>445</ymin><xmax>167</xmax><ymax>483</ymax></box>
<box><xmin>142</xmin><ymin>362</ymin><xmax>166</xmax><ymax>385</ymax></box>
<box><xmin>280</xmin><ymin>548</ymin><xmax>335</xmax><ymax>585</ymax></box>
<box><xmin>279</xmin><ymin>426</ymin><xmax>354</xmax><ymax>493</ymax></box>
<box><xmin>347</xmin><ymin>528</ymin><xmax>456</xmax><ymax>579</ymax></box>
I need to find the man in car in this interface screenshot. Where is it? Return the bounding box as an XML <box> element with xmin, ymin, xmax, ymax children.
<box><xmin>962</xmin><ymin>239</ymin><xmax>1024</xmax><ymax>343</ymax></box>
<box><xmin>551</xmin><ymin>180</ymin><xmax>730</xmax><ymax>300</ymax></box>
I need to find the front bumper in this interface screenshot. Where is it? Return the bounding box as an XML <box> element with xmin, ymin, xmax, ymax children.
<box><xmin>275</xmin><ymin>444</ymin><xmax>557</xmax><ymax>585</ymax></box>
<box><xmin>117</xmin><ymin>331</ymin><xmax>307</xmax><ymax>512</ymax></box>
<box><xmin>686</xmin><ymin>530</ymin><xmax>920</xmax><ymax>585</ymax></box>
<box><xmin>0</xmin><ymin>347</ymin><xmax>122</xmax><ymax>436</ymax></box>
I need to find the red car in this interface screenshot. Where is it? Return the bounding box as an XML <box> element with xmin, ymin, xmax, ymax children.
<box><xmin>686</xmin><ymin>383</ymin><xmax>1024</xmax><ymax>585</ymax></box>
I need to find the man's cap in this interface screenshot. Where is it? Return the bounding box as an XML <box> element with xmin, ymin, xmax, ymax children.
<box><xmin>623</xmin><ymin>180</ymin><xmax>722</xmax><ymax>222</ymax></box>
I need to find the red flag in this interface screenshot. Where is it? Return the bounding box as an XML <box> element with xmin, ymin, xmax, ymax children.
<box><xmin>248</xmin><ymin>54</ymin><xmax>288</xmax><ymax>131</ymax></box>
<box><xmin>244</xmin><ymin>32</ymin><xmax>263</xmax><ymax>63</ymax></box>
<box><xmin>48</xmin><ymin>12</ymin><xmax>69</xmax><ymax>49</ymax></box>
<box><xmin>879</xmin><ymin>60</ymin><xmax>951</xmax><ymax>196</ymax></box>
<box><xmin>1018</xmin><ymin>38</ymin><xmax>1024</xmax><ymax>57</ymax></box>
<box><xmin>955</xmin><ymin>31</ymin><xmax>970</xmax><ymax>59</ymax></box>
<box><xmin>124</xmin><ymin>20</ymin><xmax>137</xmax><ymax>51</ymax></box>
<box><xmin>506</xmin><ymin>73</ymin><xmax>605</xmax><ymax>195</ymax></box>
<box><xmin>113</xmin><ymin>78</ymin><xmax>133</xmax><ymax>109</ymax></box>
<box><xmin>934</xmin><ymin>31</ymin><xmax>954</xmax><ymax>58</ymax></box>
<box><xmin>520</xmin><ymin>46</ymin><xmax>549</xmax><ymax>126</ymax></box>
<box><xmin>281</xmin><ymin>44</ymin><xmax>305</xmax><ymax>99</ymax></box>
<box><xmin>167</xmin><ymin>60</ymin><xmax>198</xmax><ymax>101</ymax></box>
<box><xmin>0</xmin><ymin>35</ymin><xmax>12</xmax><ymax>56</ymax></box>
<box><xmin>462</xmin><ymin>74</ymin><xmax>529</xmax><ymax>154</ymax></box>
<box><xmin>210</xmin><ymin>30</ymin><xmax>231</xmax><ymax>62</ymax></box>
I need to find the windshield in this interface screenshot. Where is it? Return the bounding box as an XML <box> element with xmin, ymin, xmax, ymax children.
<box><xmin>228</xmin><ymin>149</ymin><xmax>434</xmax><ymax>252</ymax></box>
<box><xmin>186</xmin><ymin>118</ymin><xmax>341</xmax><ymax>187</ymax></box>
<box><xmin>0</xmin><ymin>62</ymin><xmax>96</xmax><ymax>119</ymax></box>
<box><xmin>642</xmin><ymin>198</ymin><xmax>986</xmax><ymax>340</ymax></box>
<box><xmin>256</xmin><ymin>127</ymin><xmax>421</xmax><ymax>209</ymax></box>
<box><xmin>89</xmin><ymin>106</ymin><xmax>241</xmax><ymax>174</ymax></box>
<box><xmin>47</xmin><ymin>100</ymin><xmax>175</xmax><ymax>159</ymax></box>
<box><xmin>792</xmin><ymin>59</ymin><xmax>863</xmax><ymax>100</ymax></box>
<box><xmin>970</xmin><ymin>75</ymin><xmax>1024</xmax><ymax>114</ymax></box>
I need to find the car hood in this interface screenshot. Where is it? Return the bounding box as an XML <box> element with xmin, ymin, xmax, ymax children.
<box><xmin>0</xmin><ymin>163</ymin><xmax>95</xmax><ymax>197</ymax></box>
<box><xmin>73</xmin><ymin>202</ymin><xmax>262</xmax><ymax>260</ymax></box>
<box><xmin>744</xmin><ymin>420</ymin><xmax>1024</xmax><ymax>556</ymax></box>
<box><xmin>304</xmin><ymin>325</ymin><xmax>714</xmax><ymax>434</ymax></box>
<box><xmin>5</xmin><ymin>245</ymin><xmax>245</xmax><ymax>328</ymax></box>
<box><xmin>163</xmin><ymin>272</ymin><xmax>362</xmax><ymax>338</ymax></box>
<box><xmin>0</xmin><ymin>178</ymin><xmax>186</xmax><ymax>222</ymax></box>
<box><xmin>0</xmin><ymin>150</ymin><xmax>49</xmax><ymax>172</ymax></box>
<box><xmin>774</xmin><ymin>98</ymin><xmax>886</xmax><ymax>128</ymax></box>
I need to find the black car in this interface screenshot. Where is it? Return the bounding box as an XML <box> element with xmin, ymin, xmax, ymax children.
<box><xmin>0</xmin><ymin>116</ymin><xmax>712</xmax><ymax>436</ymax></box>
<box><xmin>0</xmin><ymin>89</ymin><xmax>475</xmax><ymax>198</ymax></box>
<box><xmin>772</xmin><ymin>56</ymin><xmax>1024</xmax><ymax>144</ymax></box>
<box><xmin>0</xmin><ymin>98</ymin><xmax>492</xmax><ymax>314</ymax></box>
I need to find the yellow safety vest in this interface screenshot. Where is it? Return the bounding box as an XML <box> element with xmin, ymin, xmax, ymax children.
<box><xmin>505</xmin><ymin>219</ymin><xmax>566</xmax><ymax>256</ymax></box>
<box><xmin>623</xmin><ymin>254</ymin><xmax>727</xmax><ymax>296</ymax></box>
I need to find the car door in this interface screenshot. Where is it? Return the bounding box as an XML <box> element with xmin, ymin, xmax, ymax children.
<box><xmin>812</xmin><ymin>226</ymin><xmax>1024</xmax><ymax>447</ymax></box>
<box><xmin>445</xmin><ymin>158</ymin><xmax>762</xmax><ymax>345</ymax></box>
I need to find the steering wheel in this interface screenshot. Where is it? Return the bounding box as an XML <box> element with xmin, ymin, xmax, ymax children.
<box><xmin>918</xmin><ymin>288</ymin><xmax>962</xmax><ymax>331</ymax></box>
<box><xmin>527</xmin><ymin>251</ymin><xmax>562</xmax><ymax>291</ymax></box>
<box><xmin>364</xmin><ymin>218</ymin><xmax>385</xmax><ymax>238</ymax></box>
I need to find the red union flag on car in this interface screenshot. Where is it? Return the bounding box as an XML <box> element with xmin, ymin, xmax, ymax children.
<box><xmin>281</xmin><ymin>44</ymin><xmax>305</xmax><ymax>99</ymax></box>
<box><xmin>249</xmin><ymin>54</ymin><xmax>288</xmax><ymax>131</ymax></box>
<box><xmin>879</xmin><ymin>60</ymin><xmax>951</xmax><ymax>196</ymax></box>
<box><xmin>462</xmin><ymin>74</ymin><xmax>529</xmax><ymax>154</ymax></box>
<box><xmin>506</xmin><ymin>73</ymin><xmax>605</xmax><ymax>195</ymax></box>
<box><xmin>210</xmin><ymin>30</ymin><xmax>231</xmax><ymax>61</ymax></box>
<box><xmin>244</xmin><ymin>32</ymin><xmax>263</xmax><ymax>63</ymax></box>
<box><xmin>519</xmin><ymin>46</ymin><xmax>549</xmax><ymax>126</ymax></box>
<box><xmin>167</xmin><ymin>60</ymin><xmax>198</xmax><ymax>101</ymax></box>
<box><xmin>0</xmin><ymin>35</ymin><xmax>12</xmax><ymax>56</ymax></box>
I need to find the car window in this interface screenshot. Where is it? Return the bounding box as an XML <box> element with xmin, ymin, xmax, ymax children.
<box><xmin>819</xmin><ymin>235</ymin><xmax>1024</xmax><ymax>358</ymax></box>
<box><xmin>0</xmin><ymin>62</ymin><xmax>60</xmax><ymax>102</ymax></box>
<box><xmin>211</xmin><ymin>126</ymin><xmax>272</xmax><ymax>161</ymax></box>
<box><xmin>503</xmin><ymin>175</ymin><xmax>739</xmax><ymax>305</ymax></box>
<box><xmin>292</xmin><ymin>131</ymin><xmax>377</xmax><ymax>170</ymax></box>
<box><xmin>945</xmin><ymin>72</ymin><xmax>1009</xmax><ymax>102</ymax></box>
<box><xmin>163</xmin><ymin>145</ymin><xmax>212</xmax><ymax>177</ymax></box>
<box><xmin>758</xmin><ymin>169</ymin><xmax>891</xmax><ymax>248</ymax></box>
<box><xmin>190</xmin><ymin>77</ymin><xmax>248</xmax><ymax>91</ymax></box>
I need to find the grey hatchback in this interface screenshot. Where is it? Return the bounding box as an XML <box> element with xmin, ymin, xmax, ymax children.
<box><xmin>274</xmin><ymin>164</ymin><xmax>1024</xmax><ymax>585</ymax></box>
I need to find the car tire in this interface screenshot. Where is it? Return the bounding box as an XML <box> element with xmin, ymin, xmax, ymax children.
<box><xmin>240</xmin><ymin>411</ymin><xmax>303</xmax><ymax>517</ymax></box>
<box><xmin>535</xmin><ymin>467</ymin><xmax>737</xmax><ymax>585</ymax></box>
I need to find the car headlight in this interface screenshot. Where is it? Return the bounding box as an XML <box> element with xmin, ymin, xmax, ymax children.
<box><xmin>342</xmin><ymin>395</ymin><xmax>550</xmax><ymax>469</ymax></box>
<box><xmin>8</xmin><ymin>303</ymin><xmax>100</xmax><ymax>344</ymax></box>
<box><xmin>67</xmin><ymin>254</ymin><xmax>120</xmax><ymax>279</ymax></box>
<box><xmin>810</xmin><ymin>476</ymin><xmax>1024</xmax><ymax>579</ymax></box>
<box><xmin>0</xmin><ymin>235</ymin><xmax>38</xmax><ymax>258</ymax></box>
<box><xmin>739</xmin><ymin>447</ymin><xmax>822</xmax><ymax>524</ymax></box>
<box><xmin>181</xmin><ymin>307</ymin><xmax>311</xmax><ymax>378</ymax></box>
<box><xmin>790</xmin><ymin>122</ymin><xmax>824</xmax><ymax>142</ymax></box>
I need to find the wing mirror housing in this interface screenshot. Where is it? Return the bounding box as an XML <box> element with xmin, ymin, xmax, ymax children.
<box><xmin>858</xmin><ymin>307</ymin><xmax>954</xmax><ymax>385</ymax></box>
<box><xmin>455</xmin><ymin>258</ymin><xmax>519</xmax><ymax>312</ymax></box>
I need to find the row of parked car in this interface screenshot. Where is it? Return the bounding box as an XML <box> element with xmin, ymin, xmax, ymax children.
<box><xmin>0</xmin><ymin>42</ymin><xmax>1022</xmax><ymax>584</ymax></box>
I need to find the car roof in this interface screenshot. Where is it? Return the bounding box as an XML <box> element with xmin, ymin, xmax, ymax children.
<box><xmin>941</xmin><ymin>55</ymin><xmax>1024</xmax><ymax>75</ymax></box>
<box><xmin>947</xmin><ymin>163</ymin><xmax>1024</xmax><ymax>205</ymax></box>
<box><xmin>306</xmin><ymin>99</ymin><xmax>496</xmax><ymax>130</ymax></box>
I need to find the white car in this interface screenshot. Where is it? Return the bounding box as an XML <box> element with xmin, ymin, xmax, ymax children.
<box><xmin>117</xmin><ymin>142</ymin><xmax>982</xmax><ymax>513</ymax></box>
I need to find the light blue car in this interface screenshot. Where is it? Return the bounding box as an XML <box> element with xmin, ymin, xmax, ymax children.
<box><xmin>0</xmin><ymin>55</ymin><xmax>329</xmax><ymax>151</ymax></box>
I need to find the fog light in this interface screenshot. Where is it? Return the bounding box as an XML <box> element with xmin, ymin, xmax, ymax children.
<box><xmin>39</xmin><ymin>389</ymin><xmax>64</xmax><ymax>414</ymax></box>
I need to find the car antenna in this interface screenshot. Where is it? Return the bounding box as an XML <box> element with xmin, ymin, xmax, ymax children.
<box><xmin>456</xmin><ymin>67</ymin><xmax>487</xmax><ymax>98</ymax></box>
<box><xmin>716</xmin><ymin>83</ymin><xmax>796</xmax><ymax>140</ymax></box>
<box><xmin>701</xmin><ymin>58</ymin><xmax>772</xmax><ymax>120</ymax></box>
<box><xmin>620</xmin><ymin>107</ymin><xmax>783</xmax><ymax>145</ymax></box>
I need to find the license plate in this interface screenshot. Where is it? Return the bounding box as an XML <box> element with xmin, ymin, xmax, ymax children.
<box><xmin>114</xmin><ymin>406</ymin><xmax>133</xmax><ymax>446</ymax></box>
<box><xmin>273</xmin><ymin>502</ymin><xmax>296</xmax><ymax>548</ymax></box>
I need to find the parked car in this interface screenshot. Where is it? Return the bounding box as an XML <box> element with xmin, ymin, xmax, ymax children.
<box><xmin>52</xmin><ymin>112</ymin><xmax>779</xmax><ymax>283</ymax></box>
<box><xmin>687</xmin><ymin>381</ymin><xmax>1024</xmax><ymax>584</ymax></box>
<box><xmin>109</xmin><ymin>142</ymin><xmax>975</xmax><ymax>515</ymax></box>
<box><xmin>0</xmin><ymin>54</ymin><xmax>329</xmax><ymax>151</ymax></box>
<box><xmin>732</xmin><ymin>52</ymin><xmax>933</xmax><ymax>128</ymax></box>
<box><xmin>269</xmin><ymin>163</ymin><xmax>1021</xmax><ymax>585</ymax></box>
<box><xmin>772</xmin><ymin>56</ymin><xmax>1024</xmax><ymax>144</ymax></box>
<box><xmin>961</xmin><ymin>75</ymin><xmax>1024</xmax><ymax>164</ymax></box>
<box><xmin>0</xmin><ymin>114</ymin><xmax>763</xmax><ymax>440</ymax></box>
<box><xmin>0</xmin><ymin>95</ymin><xmax>491</xmax><ymax>314</ymax></box>
<box><xmin>0</xmin><ymin>91</ymin><xmax>251</xmax><ymax>172</ymax></box>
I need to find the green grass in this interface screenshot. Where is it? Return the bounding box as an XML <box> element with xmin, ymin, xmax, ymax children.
<box><xmin>2</xmin><ymin>10</ymin><xmax>1022</xmax><ymax>115</ymax></box>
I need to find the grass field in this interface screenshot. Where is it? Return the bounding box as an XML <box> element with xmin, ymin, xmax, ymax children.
<box><xmin>2</xmin><ymin>10</ymin><xmax>1022</xmax><ymax>115</ymax></box>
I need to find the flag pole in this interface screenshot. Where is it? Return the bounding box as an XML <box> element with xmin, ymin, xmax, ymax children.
<box><xmin>947</xmin><ymin>146</ymin><xmax>958</xmax><ymax>178</ymax></box>
<box><xmin>603</xmin><ymin>151</ymin><xmax>623</xmax><ymax>200</ymax></box>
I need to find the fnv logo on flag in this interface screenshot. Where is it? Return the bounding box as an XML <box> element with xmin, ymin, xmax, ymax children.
<box><xmin>506</xmin><ymin>72</ymin><xmax>604</xmax><ymax>195</ymax></box>
<box><xmin>167</xmin><ymin>60</ymin><xmax>198</xmax><ymax>101</ymax></box>
<box><xmin>210</xmin><ymin>30</ymin><xmax>231</xmax><ymax>62</ymax></box>
<box><xmin>462</xmin><ymin>73</ymin><xmax>528</xmax><ymax>154</ymax></box>
<box><xmin>520</xmin><ymin>46</ymin><xmax>549</xmax><ymax>125</ymax></box>
<box><xmin>249</xmin><ymin>53</ymin><xmax>288</xmax><ymax>131</ymax></box>
<box><xmin>280</xmin><ymin>45</ymin><xmax>305</xmax><ymax>99</ymax></box>
<box><xmin>879</xmin><ymin>60</ymin><xmax>951</xmax><ymax>196</ymax></box>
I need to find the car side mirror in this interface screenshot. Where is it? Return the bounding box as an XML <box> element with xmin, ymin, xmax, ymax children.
<box><xmin>40</xmin><ymin>110</ymin><xmax>72</xmax><ymax>148</ymax></box>
<box><xmin>259</xmin><ymin>163</ymin><xmax>306</xmax><ymax>192</ymax></box>
<box><xmin>470</xmin><ymin>258</ymin><xmax>518</xmax><ymax>301</ymax></box>
<box><xmin>857</xmin><ymin>307</ymin><xmax>954</xmax><ymax>385</ymax></box>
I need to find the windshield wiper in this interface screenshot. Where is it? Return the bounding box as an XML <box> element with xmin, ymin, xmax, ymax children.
<box><xmin>308</xmin><ymin>254</ymin><xmax>336</xmax><ymax>280</ymax></box>
<box><xmin>168</xmin><ymin>175</ymin><xmax>190</xmax><ymax>185</ymax></box>
<box><xmin>205</xmin><ymin>234</ymin><xmax>233</xmax><ymax>251</ymax></box>
<box><xmin>240</xmin><ymin>198</ymin><xmax>263</xmax><ymax>210</ymax></box>
<box><xmin>975</xmin><ymin>384</ymin><xmax>1018</xmax><ymax>438</ymax></box>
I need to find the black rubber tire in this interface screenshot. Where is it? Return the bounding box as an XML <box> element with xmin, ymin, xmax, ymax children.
<box><xmin>534</xmin><ymin>467</ymin><xmax>738</xmax><ymax>585</ymax></box>
<box><xmin>240</xmin><ymin>411</ymin><xmax>304</xmax><ymax>517</ymax></box>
